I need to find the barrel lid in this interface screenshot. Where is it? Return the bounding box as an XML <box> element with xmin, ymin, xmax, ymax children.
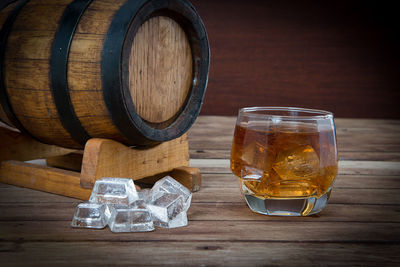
<box><xmin>129</xmin><ymin>16</ymin><xmax>193</xmax><ymax>125</ymax></box>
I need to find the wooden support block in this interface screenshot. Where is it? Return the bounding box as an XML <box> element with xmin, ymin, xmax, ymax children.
<box><xmin>46</xmin><ymin>151</ymin><xmax>83</xmax><ymax>171</ymax></box>
<box><xmin>0</xmin><ymin>160</ymin><xmax>91</xmax><ymax>200</ymax></box>
<box><xmin>170</xmin><ymin>166</ymin><xmax>201</xmax><ymax>192</ymax></box>
<box><xmin>0</xmin><ymin>124</ymin><xmax>74</xmax><ymax>162</ymax></box>
<box><xmin>137</xmin><ymin>166</ymin><xmax>201</xmax><ymax>192</ymax></box>
<box><xmin>80</xmin><ymin>135</ymin><xmax>189</xmax><ymax>188</ymax></box>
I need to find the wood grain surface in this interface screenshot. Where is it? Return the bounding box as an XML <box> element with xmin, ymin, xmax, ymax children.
<box><xmin>3</xmin><ymin>0</ymin><xmax>80</xmax><ymax>147</ymax></box>
<box><xmin>80</xmin><ymin>135</ymin><xmax>190</xmax><ymax>188</ymax></box>
<box><xmin>68</xmin><ymin>0</ymin><xmax>128</xmax><ymax>143</ymax></box>
<box><xmin>191</xmin><ymin>0</ymin><xmax>400</xmax><ymax>118</ymax></box>
<box><xmin>0</xmin><ymin>116</ymin><xmax>399</xmax><ymax>265</ymax></box>
<box><xmin>129</xmin><ymin>16</ymin><xmax>192</xmax><ymax>123</ymax></box>
<box><xmin>0</xmin><ymin>160</ymin><xmax>92</xmax><ymax>200</ymax></box>
<box><xmin>0</xmin><ymin>123</ymin><xmax>74</xmax><ymax>162</ymax></box>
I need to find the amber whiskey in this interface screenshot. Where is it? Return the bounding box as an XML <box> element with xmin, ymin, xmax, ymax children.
<box><xmin>231</xmin><ymin>122</ymin><xmax>338</xmax><ymax>199</ymax></box>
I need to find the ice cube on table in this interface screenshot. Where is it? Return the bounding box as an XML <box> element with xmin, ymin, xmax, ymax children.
<box><xmin>108</xmin><ymin>204</ymin><xmax>154</xmax><ymax>232</ymax></box>
<box><xmin>168</xmin><ymin>211</ymin><xmax>188</xmax><ymax>228</ymax></box>
<box><xmin>129</xmin><ymin>198</ymin><xmax>147</xmax><ymax>209</ymax></box>
<box><xmin>153</xmin><ymin>193</ymin><xmax>184</xmax><ymax>218</ymax></box>
<box><xmin>72</xmin><ymin>177</ymin><xmax>191</xmax><ymax>231</ymax></box>
<box><xmin>71</xmin><ymin>203</ymin><xmax>107</xmax><ymax>229</ymax></box>
<box><xmin>89</xmin><ymin>178</ymin><xmax>139</xmax><ymax>205</ymax></box>
<box><xmin>147</xmin><ymin>193</ymin><xmax>188</xmax><ymax>228</ymax></box>
<box><xmin>273</xmin><ymin>145</ymin><xmax>320</xmax><ymax>180</ymax></box>
<box><xmin>150</xmin><ymin>176</ymin><xmax>192</xmax><ymax>211</ymax></box>
<box><xmin>137</xmin><ymin>188</ymin><xmax>151</xmax><ymax>204</ymax></box>
<box><xmin>146</xmin><ymin>204</ymin><xmax>168</xmax><ymax>226</ymax></box>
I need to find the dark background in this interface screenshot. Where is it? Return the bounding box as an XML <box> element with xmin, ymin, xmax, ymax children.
<box><xmin>191</xmin><ymin>0</ymin><xmax>400</xmax><ymax>118</ymax></box>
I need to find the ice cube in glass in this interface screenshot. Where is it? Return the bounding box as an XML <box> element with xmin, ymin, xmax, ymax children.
<box><xmin>273</xmin><ymin>145</ymin><xmax>320</xmax><ymax>180</ymax></box>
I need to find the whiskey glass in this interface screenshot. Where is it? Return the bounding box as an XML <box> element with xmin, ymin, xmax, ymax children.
<box><xmin>230</xmin><ymin>107</ymin><xmax>338</xmax><ymax>216</ymax></box>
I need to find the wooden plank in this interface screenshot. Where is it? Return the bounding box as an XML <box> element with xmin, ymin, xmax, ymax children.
<box><xmin>338</xmin><ymin>134</ymin><xmax>400</xmax><ymax>144</ymax></box>
<box><xmin>192</xmin><ymin>187</ymin><xmax>400</xmax><ymax>205</ymax></box>
<box><xmin>188</xmin><ymin>134</ymin><xmax>400</xmax><ymax>152</ymax></box>
<box><xmin>187</xmin><ymin>116</ymin><xmax>400</xmax><ymax>152</ymax></box>
<box><xmin>187</xmin><ymin>203</ymin><xmax>400</xmax><ymax>222</ymax></box>
<box><xmin>0</xmin><ymin>161</ymin><xmax>91</xmax><ymax>200</ymax></box>
<box><xmin>68</xmin><ymin>33</ymin><xmax>104</xmax><ymax>61</ymax></box>
<box><xmin>5</xmin><ymin>31</ymin><xmax>54</xmax><ymax>60</ymax></box>
<box><xmin>0</xmin><ymin>220</ymin><xmax>398</xmax><ymax>242</ymax></box>
<box><xmin>0</xmin><ymin>126</ymin><xmax>74</xmax><ymax>162</ymax></box>
<box><xmin>68</xmin><ymin>90</ymin><xmax>109</xmax><ymax>117</ymax></box>
<box><xmin>190</xmin><ymin>117</ymin><xmax>400</xmax><ymax>130</ymax></box>
<box><xmin>339</xmin><ymin>151</ymin><xmax>400</xmax><ymax>161</ymax></box>
<box><xmin>68</xmin><ymin>62</ymin><xmax>101</xmax><ymax>91</ymax></box>
<box><xmin>0</xmin><ymin>175</ymin><xmax>398</xmax><ymax>205</ymax></box>
<box><xmin>0</xmin><ymin>202</ymin><xmax>398</xmax><ymax>223</ymax></box>
<box><xmin>76</xmin><ymin>5</ymin><xmax>122</xmax><ymax>34</ymax></box>
<box><xmin>169</xmin><ymin>166</ymin><xmax>201</xmax><ymax>192</ymax></box>
<box><xmin>339</xmin><ymin>161</ymin><xmax>400</xmax><ymax>175</ymax></box>
<box><xmin>0</xmin><ymin>242</ymin><xmax>398</xmax><ymax>266</ymax></box>
<box><xmin>10</xmin><ymin>116</ymin><xmax>80</xmax><ymax>148</ymax></box>
<box><xmin>190</xmin><ymin>149</ymin><xmax>231</xmax><ymax>159</ymax></box>
<box><xmin>46</xmin><ymin>151</ymin><xmax>83</xmax><ymax>171</ymax></box>
<box><xmin>0</xmin><ymin>185</ymin><xmax>82</xmax><ymax>203</ymax></box>
<box><xmin>8</xmin><ymin>87</ymin><xmax>59</xmax><ymax>118</ymax></box>
<box><xmin>4</xmin><ymin>60</ymin><xmax>50</xmax><ymax>90</ymax></box>
<box><xmin>335</xmin><ymin>118</ymin><xmax>400</xmax><ymax>128</ymax></box>
<box><xmin>328</xmin><ymin>188</ymin><xmax>400</xmax><ymax>205</ymax></box>
<box><xmin>12</xmin><ymin>2</ymin><xmax>72</xmax><ymax>31</ymax></box>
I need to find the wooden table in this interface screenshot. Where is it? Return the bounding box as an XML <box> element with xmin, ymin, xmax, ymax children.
<box><xmin>1</xmin><ymin>116</ymin><xmax>399</xmax><ymax>265</ymax></box>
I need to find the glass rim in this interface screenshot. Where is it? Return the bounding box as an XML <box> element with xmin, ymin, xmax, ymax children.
<box><xmin>239</xmin><ymin>106</ymin><xmax>334</xmax><ymax>120</ymax></box>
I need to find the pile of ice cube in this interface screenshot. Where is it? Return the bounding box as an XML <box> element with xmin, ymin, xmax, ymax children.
<box><xmin>71</xmin><ymin>176</ymin><xmax>192</xmax><ymax>232</ymax></box>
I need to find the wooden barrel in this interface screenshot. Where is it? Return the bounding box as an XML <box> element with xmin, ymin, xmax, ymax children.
<box><xmin>0</xmin><ymin>0</ymin><xmax>209</xmax><ymax>148</ymax></box>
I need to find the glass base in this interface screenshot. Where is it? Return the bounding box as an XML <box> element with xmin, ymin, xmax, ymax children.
<box><xmin>244</xmin><ymin>189</ymin><xmax>332</xmax><ymax>216</ymax></box>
